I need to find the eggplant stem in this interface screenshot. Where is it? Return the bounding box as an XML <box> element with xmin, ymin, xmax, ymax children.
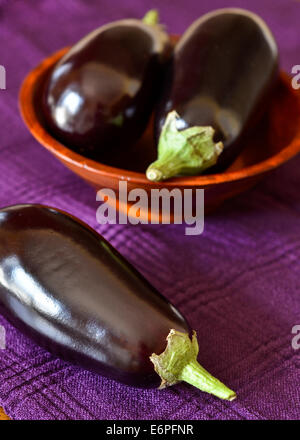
<box><xmin>146</xmin><ymin>111</ymin><xmax>223</xmax><ymax>181</ymax></box>
<box><xmin>180</xmin><ymin>361</ymin><xmax>236</xmax><ymax>401</ymax></box>
<box><xmin>142</xmin><ymin>9</ymin><xmax>159</xmax><ymax>26</ymax></box>
<box><xmin>150</xmin><ymin>329</ymin><xmax>236</xmax><ymax>401</ymax></box>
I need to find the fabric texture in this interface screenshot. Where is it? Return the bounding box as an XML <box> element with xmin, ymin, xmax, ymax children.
<box><xmin>0</xmin><ymin>0</ymin><xmax>299</xmax><ymax>420</ymax></box>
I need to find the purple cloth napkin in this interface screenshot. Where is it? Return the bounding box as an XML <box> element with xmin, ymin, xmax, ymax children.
<box><xmin>0</xmin><ymin>0</ymin><xmax>299</xmax><ymax>420</ymax></box>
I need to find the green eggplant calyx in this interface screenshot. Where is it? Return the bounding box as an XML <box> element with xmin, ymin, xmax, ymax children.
<box><xmin>142</xmin><ymin>9</ymin><xmax>160</xmax><ymax>26</ymax></box>
<box><xmin>146</xmin><ymin>111</ymin><xmax>224</xmax><ymax>182</ymax></box>
<box><xmin>150</xmin><ymin>329</ymin><xmax>236</xmax><ymax>401</ymax></box>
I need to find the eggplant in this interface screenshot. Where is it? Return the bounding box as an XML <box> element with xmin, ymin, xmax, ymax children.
<box><xmin>42</xmin><ymin>10</ymin><xmax>171</xmax><ymax>159</ymax></box>
<box><xmin>146</xmin><ymin>8</ymin><xmax>279</xmax><ymax>181</ymax></box>
<box><xmin>0</xmin><ymin>204</ymin><xmax>235</xmax><ymax>400</ymax></box>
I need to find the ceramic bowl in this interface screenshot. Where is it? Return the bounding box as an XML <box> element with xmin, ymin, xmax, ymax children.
<box><xmin>19</xmin><ymin>44</ymin><xmax>300</xmax><ymax>221</ymax></box>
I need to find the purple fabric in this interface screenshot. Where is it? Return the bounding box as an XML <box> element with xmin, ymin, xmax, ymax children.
<box><xmin>0</xmin><ymin>0</ymin><xmax>299</xmax><ymax>420</ymax></box>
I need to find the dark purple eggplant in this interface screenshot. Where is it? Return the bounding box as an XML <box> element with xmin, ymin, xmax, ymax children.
<box><xmin>0</xmin><ymin>204</ymin><xmax>235</xmax><ymax>399</ymax></box>
<box><xmin>42</xmin><ymin>10</ymin><xmax>171</xmax><ymax>159</ymax></box>
<box><xmin>146</xmin><ymin>8</ymin><xmax>279</xmax><ymax>181</ymax></box>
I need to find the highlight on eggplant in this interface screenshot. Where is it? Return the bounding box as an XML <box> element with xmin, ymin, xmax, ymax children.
<box><xmin>42</xmin><ymin>10</ymin><xmax>172</xmax><ymax>159</ymax></box>
<box><xmin>146</xmin><ymin>8</ymin><xmax>279</xmax><ymax>181</ymax></box>
<box><xmin>0</xmin><ymin>204</ymin><xmax>235</xmax><ymax>400</ymax></box>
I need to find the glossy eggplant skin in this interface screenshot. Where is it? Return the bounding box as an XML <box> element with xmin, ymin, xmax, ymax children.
<box><xmin>42</xmin><ymin>18</ymin><xmax>171</xmax><ymax>159</ymax></box>
<box><xmin>0</xmin><ymin>205</ymin><xmax>188</xmax><ymax>387</ymax></box>
<box><xmin>155</xmin><ymin>8</ymin><xmax>279</xmax><ymax>172</ymax></box>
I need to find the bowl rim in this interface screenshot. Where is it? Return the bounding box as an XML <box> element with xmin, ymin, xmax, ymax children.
<box><xmin>19</xmin><ymin>46</ymin><xmax>300</xmax><ymax>188</ymax></box>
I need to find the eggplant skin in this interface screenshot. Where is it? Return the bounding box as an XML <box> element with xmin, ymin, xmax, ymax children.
<box><xmin>42</xmin><ymin>19</ymin><xmax>171</xmax><ymax>159</ymax></box>
<box><xmin>155</xmin><ymin>8</ymin><xmax>279</xmax><ymax>172</ymax></box>
<box><xmin>0</xmin><ymin>205</ymin><xmax>188</xmax><ymax>387</ymax></box>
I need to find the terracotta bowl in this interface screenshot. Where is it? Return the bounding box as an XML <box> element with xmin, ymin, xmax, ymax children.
<box><xmin>19</xmin><ymin>43</ymin><xmax>300</xmax><ymax>222</ymax></box>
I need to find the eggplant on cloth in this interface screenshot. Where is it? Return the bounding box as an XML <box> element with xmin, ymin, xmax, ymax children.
<box><xmin>0</xmin><ymin>204</ymin><xmax>235</xmax><ymax>399</ymax></box>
